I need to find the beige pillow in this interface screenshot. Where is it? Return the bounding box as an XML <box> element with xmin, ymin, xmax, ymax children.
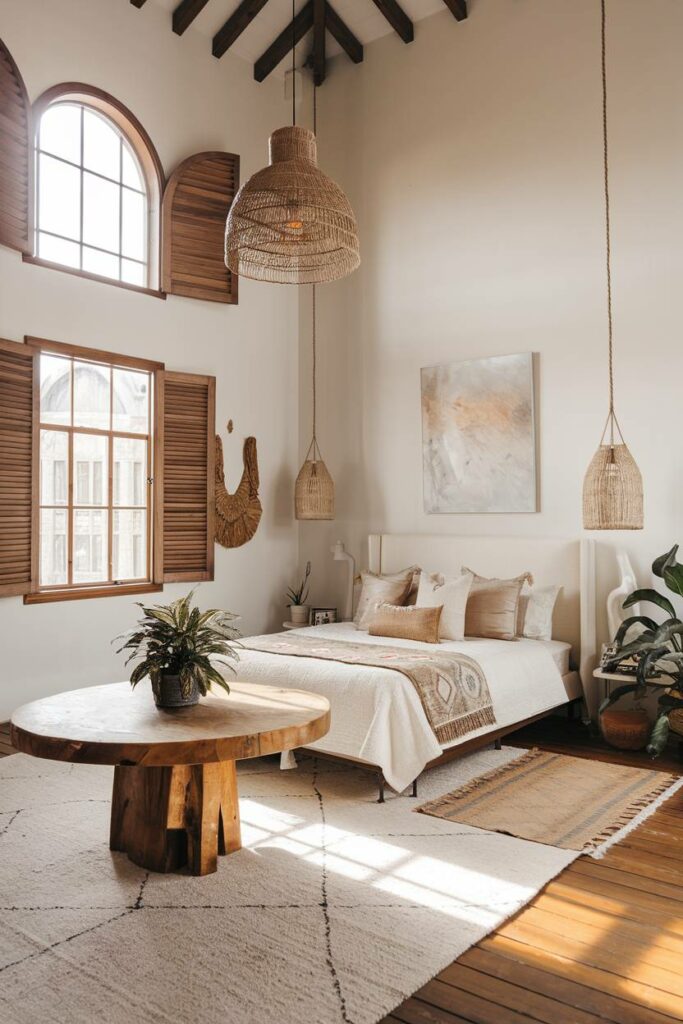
<box><xmin>368</xmin><ymin>604</ymin><xmax>442</xmax><ymax>644</ymax></box>
<box><xmin>416</xmin><ymin>571</ymin><xmax>473</xmax><ymax>641</ymax></box>
<box><xmin>353</xmin><ymin>565</ymin><xmax>421</xmax><ymax>617</ymax></box>
<box><xmin>462</xmin><ymin>569</ymin><xmax>532</xmax><ymax>641</ymax></box>
<box><xmin>354</xmin><ymin>569</ymin><xmax>414</xmax><ymax>630</ymax></box>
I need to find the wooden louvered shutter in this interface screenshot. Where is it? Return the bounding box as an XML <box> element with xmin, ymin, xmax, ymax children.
<box><xmin>0</xmin><ymin>39</ymin><xmax>32</xmax><ymax>255</ymax></box>
<box><xmin>161</xmin><ymin>151</ymin><xmax>239</xmax><ymax>304</ymax></box>
<box><xmin>0</xmin><ymin>340</ymin><xmax>37</xmax><ymax>596</ymax></box>
<box><xmin>155</xmin><ymin>371</ymin><xmax>215</xmax><ymax>583</ymax></box>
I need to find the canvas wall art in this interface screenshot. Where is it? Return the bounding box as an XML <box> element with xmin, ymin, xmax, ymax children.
<box><xmin>421</xmin><ymin>352</ymin><xmax>537</xmax><ymax>514</ymax></box>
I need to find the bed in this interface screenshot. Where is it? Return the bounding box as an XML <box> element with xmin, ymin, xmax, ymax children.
<box><xmin>232</xmin><ymin>534</ymin><xmax>597</xmax><ymax>797</ymax></box>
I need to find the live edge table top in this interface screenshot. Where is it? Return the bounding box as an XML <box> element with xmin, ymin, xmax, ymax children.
<box><xmin>10</xmin><ymin>681</ymin><xmax>331</xmax><ymax>767</ymax></box>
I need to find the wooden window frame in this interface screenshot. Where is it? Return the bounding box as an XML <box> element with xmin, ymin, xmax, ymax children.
<box><xmin>24</xmin><ymin>84</ymin><xmax>166</xmax><ymax>299</ymax></box>
<box><xmin>23</xmin><ymin>336</ymin><xmax>165</xmax><ymax>605</ymax></box>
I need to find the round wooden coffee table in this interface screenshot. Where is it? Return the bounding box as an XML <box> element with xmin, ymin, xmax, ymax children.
<box><xmin>10</xmin><ymin>681</ymin><xmax>330</xmax><ymax>876</ymax></box>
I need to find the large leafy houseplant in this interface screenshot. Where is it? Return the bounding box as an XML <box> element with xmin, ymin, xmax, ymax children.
<box><xmin>603</xmin><ymin>545</ymin><xmax>683</xmax><ymax>756</ymax></box>
<box><xmin>115</xmin><ymin>591</ymin><xmax>241</xmax><ymax>708</ymax></box>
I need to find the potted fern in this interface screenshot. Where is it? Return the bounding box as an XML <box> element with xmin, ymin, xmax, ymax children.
<box><xmin>115</xmin><ymin>591</ymin><xmax>241</xmax><ymax>709</ymax></box>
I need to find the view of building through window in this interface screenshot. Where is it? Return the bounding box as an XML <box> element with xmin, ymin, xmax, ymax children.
<box><xmin>38</xmin><ymin>351</ymin><xmax>152</xmax><ymax>590</ymax></box>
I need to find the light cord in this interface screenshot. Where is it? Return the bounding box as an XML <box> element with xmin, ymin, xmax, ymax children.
<box><xmin>601</xmin><ymin>0</ymin><xmax>615</xmax><ymax>440</ymax></box>
<box><xmin>292</xmin><ymin>0</ymin><xmax>296</xmax><ymax>126</ymax></box>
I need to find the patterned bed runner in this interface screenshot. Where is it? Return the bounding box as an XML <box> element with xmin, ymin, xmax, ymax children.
<box><xmin>242</xmin><ymin>634</ymin><xmax>495</xmax><ymax>744</ymax></box>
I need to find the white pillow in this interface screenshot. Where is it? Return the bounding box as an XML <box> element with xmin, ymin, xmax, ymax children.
<box><xmin>416</xmin><ymin>570</ymin><xmax>473</xmax><ymax>641</ymax></box>
<box><xmin>517</xmin><ymin>584</ymin><xmax>561</xmax><ymax>641</ymax></box>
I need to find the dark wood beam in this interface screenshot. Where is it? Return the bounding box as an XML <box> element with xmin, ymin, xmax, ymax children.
<box><xmin>325</xmin><ymin>3</ymin><xmax>363</xmax><ymax>65</ymax></box>
<box><xmin>213</xmin><ymin>0</ymin><xmax>271</xmax><ymax>58</ymax></box>
<box><xmin>130</xmin><ymin>0</ymin><xmax>148</xmax><ymax>7</ymax></box>
<box><xmin>173</xmin><ymin>0</ymin><xmax>211</xmax><ymax>36</ymax></box>
<box><xmin>441</xmin><ymin>0</ymin><xmax>468</xmax><ymax>21</ymax></box>
<box><xmin>371</xmin><ymin>0</ymin><xmax>413</xmax><ymax>44</ymax></box>
<box><xmin>313</xmin><ymin>0</ymin><xmax>326</xmax><ymax>86</ymax></box>
<box><xmin>254</xmin><ymin>1</ymin><xmax>314</xmax><ymax>82</ymax></box>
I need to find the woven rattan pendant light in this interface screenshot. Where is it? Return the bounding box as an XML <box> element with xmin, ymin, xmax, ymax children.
<box><xmin>295</xmin><ymin>282</ymin><xmax>334</xmax><ymax>519</ymax></box>
<box><xmin>582</xmin><ymin>0</ymin><xmax>643</xmax><ymax>531</ymax></box>
<box><xmin>224</xmin><ymin>2</ymin><xmax>359</xmax><ymax>285</ymax></box>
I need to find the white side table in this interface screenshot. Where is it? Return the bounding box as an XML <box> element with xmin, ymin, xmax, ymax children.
<box><xmin>594</xmin><ymin>667</ymin><xmax>671</xmax><ymax>701</ymax></box>
<box><xmin>282</xmin><ymin>621</ymin><xmax>310</xmax><ymax>631</ymax></box>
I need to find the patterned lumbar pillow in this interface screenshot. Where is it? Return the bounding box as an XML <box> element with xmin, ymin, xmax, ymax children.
<box><xmin>368</xmin><ymin>603</ymin><xmax>443</xmax><ymax>644</ymax></box>
<box><xmin>354</xmin><ymin>568</ymin><xmax>414</xmax><ymax>630</ymax></box>
<box><xmin>517</xmin><ymin>583</ymin><xmax>562</xmax><ymax>641</ymax></box>
<box><xmin>462</xmin><ymin>569</ymin><xmax>533</xmax><ymax>641</ymax></box>
<box><xmin>416</xmin><ymin>570</ymin><xmax>473</xmax><ymax>641</ymax></box>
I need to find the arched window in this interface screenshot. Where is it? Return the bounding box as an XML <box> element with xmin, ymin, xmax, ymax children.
<box><xmin>32</xmin><ymin>85</ymin><xmax>163</xmax><ymax>291</ymax></box>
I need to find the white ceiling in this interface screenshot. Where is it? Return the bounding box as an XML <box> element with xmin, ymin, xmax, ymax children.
<box><xmin>150</xmin><ymin>0</ymin><xmax>447</xmax><ymax>72</ymax></box>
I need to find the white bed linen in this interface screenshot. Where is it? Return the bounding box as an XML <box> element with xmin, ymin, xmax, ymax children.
<box><xmin>230</xmin><ymin>622</ymin><xmax>571</xmax><ymax>793</ymax></box>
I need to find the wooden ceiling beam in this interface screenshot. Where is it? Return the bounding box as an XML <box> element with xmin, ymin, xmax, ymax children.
<box><xmin>371</xmin><ymin>0</ymin><xmax>413</xmax><ymax>44</ymax></box>
<box><xmin>313</xmin><ymin>0</ymin><xmax>326</xmax><ymax>86</ymax></box>
<box><xmin>441</xmin><ymin>0</ymin><xmax>468</xmax><ymax>21</ymax></box>
<box><xmin>325</xmin><ymin>3</ymin><xmax>363</xmax><ymax>65</ymax></box>
<box><xmin>173</xmin><ymin>0</ymin><xmax>212</xmax><ymax>36</ymax></box>
<box><xmin>213</xmin><ymin>0</ymin><xmax>272</xmax><ymax>58</ymax></box>
<box><xmin>254</xmin><ymin>1</ymin><xmax>314</xmax><ymax>82</ymax></box>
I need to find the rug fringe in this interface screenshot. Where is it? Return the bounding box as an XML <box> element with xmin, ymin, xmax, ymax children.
<box><xmin>588</xmin><ymin>774</ymin><xmax>683</xmax><ymax>858</ymax></box>
<box><xmin>417</xmin><ymin>748</ymin><xmax>542</xmax><ymax>812</ymax></box>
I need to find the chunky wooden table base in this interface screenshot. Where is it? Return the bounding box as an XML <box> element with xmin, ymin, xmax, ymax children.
<box><xmin>110</xmin><ymin>761</ymin><xmax>242</xmax><ymax>876</ymax></box>
<box><xmin>11</xmin><ymin>681</ymin><xmax>330</xmax><ymax>877</ymax></box>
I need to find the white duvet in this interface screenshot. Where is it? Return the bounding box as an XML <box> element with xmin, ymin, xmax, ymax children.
<box><xmin>230</xmin><ymin>622</ymin><xmax>574</xmax><ymax>793</ymax></box>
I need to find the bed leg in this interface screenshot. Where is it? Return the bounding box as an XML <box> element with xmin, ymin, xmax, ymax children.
<box><xmin>377</xmin><ymin>773</ymin><xmax>385</xmax><ymax>804</ymax></box>
<box><xmin>567</xmin><ymin>699</ymin><xmax>577</xmax><ymax>721</ymax></box>
<box><xmin>494</xmin><ymin>738</ymin><xmax>502</xmax><ymax>751</ymax></box>
<box><xmin>411</xmin><ymin>778</ymin><xmax>418</xmax><ymax>798</ymax></box>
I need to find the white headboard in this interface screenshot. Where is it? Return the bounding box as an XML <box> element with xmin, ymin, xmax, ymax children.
<box><xmin>368</xmin><ymin>534</ymin><xmax>596</xmax><ymax>688</ymax></box>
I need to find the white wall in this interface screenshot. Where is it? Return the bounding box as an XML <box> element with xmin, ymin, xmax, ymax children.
<box><xmin>301</xmin><ymin>0</ymin><xmax>683</xmax><ymax>669</ymax></box>
<box><xmin>0</xmin><ymin>0</ymin><xmax>300</xmax><ymax>718</ymax></box>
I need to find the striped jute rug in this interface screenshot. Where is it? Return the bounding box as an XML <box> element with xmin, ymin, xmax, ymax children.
<box><xmin>417</xmin><ymin>747</ymin><xmax>683</xmax><ymax>855</ymax></box>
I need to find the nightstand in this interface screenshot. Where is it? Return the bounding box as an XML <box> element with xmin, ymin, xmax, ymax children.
<box><xmin>282</xmin><ymin>621</ymin><xmax>309</xmax><ymax>631</ymax></box>
<box><xmin>593</xmin><ymin>667</ymin><xmax>671</xmax><ymax>701</ymax></box>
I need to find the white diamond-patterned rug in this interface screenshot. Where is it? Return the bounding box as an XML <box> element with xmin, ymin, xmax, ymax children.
<box><xmin>0</xmin><ymin>747</ymin><xmax>578</xmax><ymax>1024</ymax></box>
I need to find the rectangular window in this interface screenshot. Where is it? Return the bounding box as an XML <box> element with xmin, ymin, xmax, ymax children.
<box><xmin>36</xmin><ymin>343</ymin><xmax>154</xmax><ymax>597</ymax></box>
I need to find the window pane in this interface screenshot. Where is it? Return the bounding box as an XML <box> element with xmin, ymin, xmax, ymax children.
<box><xmin>38</xmin><ymin>232</ymin><xmax>80</xmax><ymax>269</ymax></box>
<box><xmin>82</xmin><ymin>247</ymin><xmax>120</xmax><ymax>281</ymax></box>
<box><xmin>39</xmin><ymin>103</ymin><xmax>81</xmax><ymax>164</ymax></box>
<box><xmin>113</xmin><ymin>368</ymin><xmax>149</xmax><ymax>433</ymax></box>
<box><xmin>40</xmin><ymin>509</ymin><xmax>68</xmax><ymax>586</ymax></box>
<box><xmin>38</xmin><ymin>153</ymin><xmax>80</xmax><ymax>241</ymax></box>
<box><xmin>113</xmin><ymin>509</ymin><xmax>146</xmax><ymax>580</ymax></box>
<box><xmin>83</xmin><ymin>109</ymin><xmax>121</xmax><ymax>181</ymax></box>
<box><xmin>73</xmin><ymin>509</ymin><xmax>108</xmax><ymax>585</ymax></box>
<box><xmin>121</xmin><ymin>145</ymin><xmax>143</xmax><ymax>191</ymax></box>
<box><xmin>40</xmin><ymin>354</ymin><xmax>71</xmax><ymax>426</ymax></box>
<box><xmin>114</xmin><ymin>437</ymin><xmax>147</xmax><ymax>506</ymax></box>
<box><xmin>40</xmin><ymin>430</ymin><xmax>69</xmax><ymax>505</ymax></box>
<box><xmin>121</xmin><ymin>189</ymin><xmax>145</xmax><ymax>261</ymax></box>
<box><xmin>73</xmin><ymin>361</ymin><xmax>111</xmax><ymax>430</ymax></box>
<box><xmin>83</xmin><ymin>172</ymin><xmax>120</xmax><ymax>254</ymax></box>
<box><xmin>121</xmin><ymin>259</ymin><xmax>145</xmax><ymax>287</ymax></box>
<box><xmin>73</xmin><ymin>433</ymin><xmax>108</xmax><ymax>505</ymax></box>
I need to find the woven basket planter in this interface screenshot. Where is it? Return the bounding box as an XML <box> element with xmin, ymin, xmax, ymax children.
<box><xmin>295</xmin><ymin>444</ymin><xmax>334</xmax><ymax>521</ymax></box>
<box><xmin>583</xmin><ymin>441</ymin><xmax>643</xmax><ymax>530</ymax></box>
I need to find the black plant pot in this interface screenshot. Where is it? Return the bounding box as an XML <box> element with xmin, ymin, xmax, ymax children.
<box><xmin>153</xmin><ymin>673</ymin><xmax>199</xmax><ymax>709</ymax></box>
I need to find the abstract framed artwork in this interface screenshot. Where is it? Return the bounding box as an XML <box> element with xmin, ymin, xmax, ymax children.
<box><xmin>421</xmin><ymin>352</ymin><xmax>538</xmax><ymax>514</ymax></box>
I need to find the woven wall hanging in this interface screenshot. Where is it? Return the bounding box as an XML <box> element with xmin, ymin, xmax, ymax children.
<box><xmin>582</xmin><ymin>0</ymin><xmax>643</xmax><ymax>530</ymax></box>
<box><xmin>215</xmin><ymin>434</ymin><xmax>263</xmax><ymax>548</ymax></box>
<box><xmin>295</xmin><ymin>283</ymin><xmax>334</xmax><ymax>520</ymax></box>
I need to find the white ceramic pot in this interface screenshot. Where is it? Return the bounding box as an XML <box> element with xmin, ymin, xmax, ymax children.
<box><xmin>289</xmin><ymin>605</ymin><xmax>310</xmax><ymax>625</ymax></box>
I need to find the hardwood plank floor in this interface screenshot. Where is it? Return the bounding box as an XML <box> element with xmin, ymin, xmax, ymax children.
<box><xmin>2</xmin><ymin>717</ymin><xmax>681</xmax><ymax>1023</ymax></box>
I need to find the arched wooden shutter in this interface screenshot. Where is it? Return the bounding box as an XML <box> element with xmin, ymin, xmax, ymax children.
<box><xmin>0</xmin><ymin>339</ymin><xmax>37</xmax><ymax>596</ymax></box>
<box><xmin>161</xmin><ymin>152</ymin><xmax>239</xmax><ymax>304</ymax></box>
<box><xmin>0</xmin><ymin>38</ymin><xmax>32</xmax><ymax>255</ymax></box>
<box><xmin>154</xmin><ymin>371</ymin><xmax>215</xmax><ymax>583</ymax></box>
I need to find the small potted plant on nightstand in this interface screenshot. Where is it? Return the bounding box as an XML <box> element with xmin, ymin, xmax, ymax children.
<box><xmin>287</xmin><ymin>561</ymin><xmax>311</xmax><ymax>626</ymax></box>
<box><xmin>115</xmin><ymin>591</ymin><xmax>242</xmax><ymax>709</ymax></box>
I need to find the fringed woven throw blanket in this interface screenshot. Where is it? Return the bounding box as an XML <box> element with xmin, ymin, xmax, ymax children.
<box><xmin>242</xmin><ymin>634</ymin><xmax>495</xmax><ymax>744</ymax></box>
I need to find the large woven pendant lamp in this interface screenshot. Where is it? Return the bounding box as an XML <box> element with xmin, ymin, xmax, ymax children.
<box><xmin>224</xmin><ymin>2</ymin><xmax>359</xmax><ymax>285</ymax></box>
<box><xmin>582</xmin><ymin>0</ymin><xmax>643</xmax><ymax>531</ymax></box>
<box><xmin>295</xmin><ymin>282</ymin><xmax>334</xmax><ymax>519</ymax></box>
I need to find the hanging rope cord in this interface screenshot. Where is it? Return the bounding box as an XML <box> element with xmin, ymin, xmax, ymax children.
<box><xmin>601</xmin><ymin>0</ymin><xmax>621</xmax><ymax>447</ymax></box>
<box><xmin>311</xmin><ymin>85</ymin><xmax>319</xmax><ymax>457</ymax></box>
<box><xmin>292</xmin><ymin>0</ymin><xmax>296</xmax><ymax>126</ymax></box>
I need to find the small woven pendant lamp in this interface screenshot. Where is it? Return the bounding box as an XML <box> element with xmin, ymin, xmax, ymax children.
<box><xmin>295</xmin><ymin>283</ymin><xmax>334</xmax><ymax>520</ymax></box>
<box><xmin>224</xmin><ymin>2</ymin><xmax>359</xmax><ymax>285</ymax></box>
<box><xmin>583</xmin><ymin>0</ymin><xmax>643</xmax><ymax>531</ymax></box>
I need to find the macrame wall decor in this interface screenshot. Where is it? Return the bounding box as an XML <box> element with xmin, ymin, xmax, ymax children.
<box><xmin>215</xmin><ymin>432</ymin><xmax>262</xmax><ymax>548</ymax></box>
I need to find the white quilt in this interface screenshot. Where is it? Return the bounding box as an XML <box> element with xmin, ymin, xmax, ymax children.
<box><xmin>227</xmin><ymin>622</ymin><xmax>571</xmax><ymax>793</ymax></box>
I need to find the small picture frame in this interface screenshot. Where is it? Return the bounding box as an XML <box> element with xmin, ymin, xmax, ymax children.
<box><xmin>312</xmin><ymin>607</ymin><xmax>337</xmax><ymax>626</ymax></box>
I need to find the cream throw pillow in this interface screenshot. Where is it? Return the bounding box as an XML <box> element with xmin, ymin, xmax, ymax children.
<box><xmin>416</xmin><ymin>571</ymin><xmax>473</xmax><ymax>641</ymax></box>
<box><xmin>368</xmin><ymin>604</ymin><xmax>442</xmax><ymax>644</ymax></box>
<box><xmin>354</xmin><ymin>568</ymin><xmax>414</xmax><ymax>630</ymax></box>
<box><xmin>462</xmin><ymin>569</ymin><xmax>532</xmax><ymax>641</ymax></box>
<box><xmin>517</xmin><ymin>584</ymin><xmax>561</xmax><ymax>641</ymax></box>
